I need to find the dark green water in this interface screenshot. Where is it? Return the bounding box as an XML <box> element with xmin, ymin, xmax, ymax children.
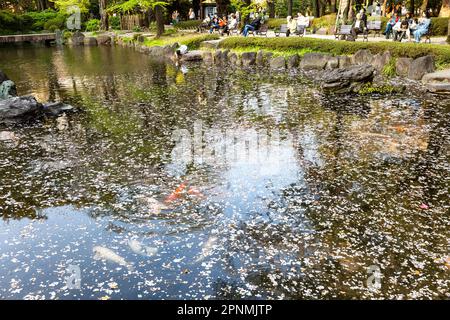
<box><xmin>0</xmin><ymin>45</ymin><xmax>448</xmax><ymax>299</ymax></box>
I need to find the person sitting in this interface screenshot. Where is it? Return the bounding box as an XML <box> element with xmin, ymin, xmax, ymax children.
<box><xmin>286</xmin><ymin>16</ymin><xmax>297</xmax><ymax>37</ymax></box>
<box><xmin>198</xmin><ymin>16</ymin><xmax>211</xmax><ymax>32</ymax></box>
<box><xmin>393</xmin><ymin>18</ymin><xmax>409</xmax><ymax>41</ymax></box>
<box><xmin>383</xmin><ymin>12</ymin><xmax>399</xmax><ymax>39</ymax></box>
<box><xmin>227</xmin><ymin>14</ymin><xmax>238</xmax><ymax>35</ymax></box>
<box><xmin>413</xmin><ymin>12</ymin><xmax>431</xmax><ymax>43</ymax></box>
<box><xmin>242</xmin><ymin>17</ymin><xmax>261</xmax><ymax>37</ymax></box>
<box><xmin>296</xmin><ymin>12</ymin><xmax>309</xmax><ymax>35</ymax></box>
<box><xmin>359</xmin><ymin>9</ymin><xmax>368</xmax><ymax>27</ymax></box>
<box><xmin>351</xmin><ymin>13</ymin><xmax>367</xmax><ymax>39</ymax></box>
<box><xmin>209</xmin><ymin>16</ymin><xmax>220</xmax><ymax>34</ymax></box>
<box><xmin>218</xmin><ymin>16</ymin><xmax>228</xmax><ymax>35</ymax></box>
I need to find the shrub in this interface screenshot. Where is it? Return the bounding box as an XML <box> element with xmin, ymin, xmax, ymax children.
<box><xmin>267</xmin><ymin>18</ymin><xmax>285</xmax><ymax>29</ymax></box>
<box><xmin>63</xmin><ymin>30</ymin><xmax>73</xmax><ymax>40</ymax></box>
<box><xmin>109</xmin><ymin>15</ymin><xmax>121</xmax><ymax>30</ymax></box>
<box><xmin>43</xmin><ymin>14</ymin><xmax>66</xmax><ymax>31</ymax></box>
<box><xmin>430</xmin><ymin>17</ymin><xmax>448</xmax><ymax>36</ymax></box>
<box><xmin>173</xmin><ymin>20</ymin><xmax>202</xmax><ymax>30</ymax></box>
<box><xmin>180</xmin><ymin>34</ymin><xmax>220</xmax><ymax>49</ymax></box>
<box><xmin>219</xmin><ymin>36</ymin><xmax>450</xmax><ymax>66</ymax></box>
<box><xmin>24</xmin><ymin>10</ymin><xmax>59</xmax><ymax>31</ymax></box>
<box><xmin>85</xmin><ymin>18</ymin><xmax>100</xmax><ymax>32</ymax></box>
<box><xmin>132</xmin><ymin>25</ymin><xmax>142</xmax><ymax>32</ymax></box>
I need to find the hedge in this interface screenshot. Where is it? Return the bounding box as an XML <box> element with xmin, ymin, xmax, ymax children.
<box><xmin>173</xmin><ymin>19</ymin><xmax>202</xmax><ymax>30</ymax></box>
<box><xmin>219</xmin><ymin>36</ymin><xmax>450</xmax><ymax>66</ymax></box>
<box><xmin>0</xmin><ymin>9</ymin><xmax>66</xmax><ymax>34</ymax></box>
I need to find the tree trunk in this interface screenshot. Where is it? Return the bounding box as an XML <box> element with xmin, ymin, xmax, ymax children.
<box><xmin>338</xmin><ymin>0</ymin><xmax>351</xmax><ymax>22</ymax></box>
<box><xmin>99</xmin><ymin>0</ymin><xmax>108</xmax><ymax>30</ymax></box>
<box><xmin>216</xmin><ymin>0</ymin><xmax>230</xmax><ymax>17</ymax></box>
<box><xmin>409</xmin><ymin>0</ymin><xmax>414</xmax><ymax>15</ymax></box>
<box><xmin>193</xmin><ymin>0</ymin><xmax>200</xmax><ymax>19</ymax></box>
<box><xmin>382</xmin><ymin>0</ymin><xmax>388</xmax><ymax>16</ymax></box>
<box><xmin>155</xmin><ymin>5</ymin><xmax>165</xmax><ymax>38</ymax></box>
<box><xmin>439</xmin><ymin>0</ymin><xmax>450</xmax><ymax>17</ymax></box>
<box><xmin>268</xmin><ymin>0</ymin><xmax>275</xmax><ymax>18</ymax></box>
<box><xmin>421</xmin><ymin>0</ymin><xmax>428</xmax><ymax>14</ymax></box>
<box><xmin>330</xmin><ymin>0</ymin><xmax>337</xmax><ymax>13</ymax></box>
<box><xmin>287</xmin><ymin>0</ymin><xmax>293</xmax><ymax>16</ymax></box>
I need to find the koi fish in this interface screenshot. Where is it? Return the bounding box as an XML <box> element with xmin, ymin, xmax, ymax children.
<box><xmin>165</xmin><ymin>183</ymin><xmax>187</xmax><ymax>203</ymax></box>
<box><xmin>128</xmin><ymin>239</ymin><xmax>158</xmax><ymax>257</ymax></box>
<box><xmin>195</xmin><ymin>236</ymin><xmax>218</xmax><ymax>262</ymax></box>
<box><xmin>93</xmin><ymin>246</ymin><xmax>133</xmax><ymax>271</ymax></box>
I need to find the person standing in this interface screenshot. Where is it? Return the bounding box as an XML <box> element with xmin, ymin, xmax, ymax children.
<box><xmin>189</xmin><ymin>8</ymin><xmax>196</xmax><ymax>20</ymax></box>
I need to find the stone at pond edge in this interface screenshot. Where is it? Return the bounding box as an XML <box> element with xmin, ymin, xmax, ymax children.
<box><xmin>372</xmin><ymin>51</ymin><xmax>392</xmax><ymax>72</ymax></box>
<box><xmin>180</xmin><ymin>50</ymin><xmax>204</xmax><ymax>62</ymax></box>
<box><xmin>0</xmin><ymin>80</ymin><xmax>17</xmax><ymax>99</ymax></box>
<box><xmin>270</xmin><ymin>56</ymin><xmax>286</xmax><ymax>70</ymax></box>
<box><xmin>326</xmin><ymin>56</ymin><xmax>339</xmax><ymax>69</ymax></box>
<box><xmin>320</xmin><ymin>64</ymin><xmax>375</xmax><ymax>94</ymax></box>
<box><xmin>228</xmin><ymin>52</ymin><xmax>239</xmax><ymax>65</ymax></box>
<box><xmin>338</xmin><ymin>56</ymin><xmax>352</xmax><ymax>68</ymax></box>
<box><xmin>0</xmin><ymin>70</ymin><xmax>9</xmax><ymax>85</ymax></box>
<box><xmin>84</xmin><ymin>37</ymin><xmax>98</xmax><ymax>46</ymax></box>
<box><xmin>300</xmin><ymin>53</ymin><xmax>332</xmax><ymax>70</ymax></box>
<box><xmin>352</xmin><ymin>49</ymin><xmax>373</xmax><ymax>65</ymax></box>
<box><xmin>241</xmin><ymin>52</ymin><xmax>257</xmax><ymax>67</ymax></box>
<box><xmin>408</xmin><ymin>55</ymin><xmax>434</xmax><ymax>80</ymax></box>
<box><xmin>71</xmin><ymin>31</ymin><xmax>85</xmax><ymax>46</ymax></box>
<box><xmin>0</xmin><ymin>96</ymin><xmax>42</xmax><ymax>121</ymax></box>
<box><xmin>256</xmin><ymin>50</ymin><xmax>265</xmax><ymax>66</ymax></box>
<box><xmin>97</xmin><ymin>35</ymin><xmax>112</xmax><ymax>45</ymax></box>
<box><xmin>287</xmin><ymin>55</ymin><xmax>300</xmax><ymax>68</ymax></box>
<box><xmin>395</xmin><ymin>57</ymin><xmax>413</xmax><ymax>77</ymax></box>
<box><xmin>422</xmin><ymin>69</ymin><xmax>450</xmax><ymax>94</ymax></box>
<box><xmin>42</xmin><ymin>102</ymin><xmax>75</xmax><ymax>116</ymax></box>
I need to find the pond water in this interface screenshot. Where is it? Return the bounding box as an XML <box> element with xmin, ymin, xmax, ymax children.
<box><xmin>0</xmin><ymin>45</ymin><xmax>448</xmax><ymax>300</ymax></box>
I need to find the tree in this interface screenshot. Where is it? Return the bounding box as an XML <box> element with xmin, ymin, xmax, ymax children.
<box><xmin>99</xmin><ymin>0</ymin><xmax>108</xmax><ymax>30</ymax></box>
<box><xmin>421</xmin><ymin>0</ymin><xmax>428</xmax><ymax>14</ymax></box>
<box><xmin>216</xmin><ymin>0</ymin><xmax>230</xmax><ymax>16</ymax></box>
<box><xmin>287</xmin><ymin>0</ymin><xmax>293</xmax><ymax>16</ymax></box>
<box><xmin>439</xmin><ymin>0</ymin><xmax>450</xmax><ymax>17</ymax></box>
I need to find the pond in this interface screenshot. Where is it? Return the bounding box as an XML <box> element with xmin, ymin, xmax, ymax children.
<box><xmin>0</xmin><ymin>45</ymin><xmax>448</xmax><ymax>299</ymax></box>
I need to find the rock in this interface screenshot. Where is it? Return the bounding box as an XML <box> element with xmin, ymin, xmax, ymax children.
<box><xmin>42</xmin><ymin>102</ymin><xmax>75</xmax><ymax>116</ymax></box>
<box><xmin>163</xmin><ymin>43</ymin><xmax>178</xmax><ymax>56</ymax></box>
<box><xmin>338</xmin><ymin>56</ymin><xmax>352</xmax><ymax>68</ymax></box>
<box><xmin>241</xmin><ymin>52</ymin><xmax>257</xmax><ymax>67</ymax></box>
<box><xmin>315</xmin><ymin>27</ymin><xmax>328</xmax><ymax>35</ymax></box>
<box><xmin>55</xmin><ymin>30</ymin><xmax>64</xmax><ymax>45</ymax></box>
<box><xmin>395</xmin><ymin>57</ymin><xmax>413</xmax><ymax>77</ymax></box>
<box><xmin>202</xmin><ymin>51</ymin><xmax>213</xmax><ymax>62</ymax></box>
<box><xmin>0</xmin><ymin>80</ymin><xmax>17</xmax><ymax>99</ymax></box>
<box><xmin>300</xmin><ymin>53</ymin><xmax>332</xmax><ymax>70</ymax></box>
<box><xmin>352</xmin><ymin>49</ymin><xmax>373</xmax><ymax>65</ymax></box>
<box><xmin>256</xmin><ymin>50</ymin><xmax>265</xmax><ymax>66</ymax></box>
<box><xmin>326</xmin><ymin>56</ymin><xmax>339</xmax><ymax>69</ymax></box>
<box><xmin>264</xmin><ymin>52</ymin><xmax>273</xmax><ymax>62</ymax></box>
<box><xmin>371</xmin><ymin>51</ymin><xmax>391</xmax><ymax>72</ymax></box>
<box><xmin>180</xmin><ymin>50</ymin><xmax>203</xmax><ymax>62</ymax></box>
<box><xmin>214</xmin><ymin>50</ymin><xmax>229</xmax><ymax>64</ymax></box>
<box><xmin>320</xmin><ymin>64</ymin><xmax>375</xmax><ymax>93</ymax></box>
<box><xmin>270</xmin><ymin>56</ymin><xmax>286</xmax><ymax>70</ymax></box>
<box><xmin>287</xmin><ymin>54</ymin><xmax>300</xmax><ymax>68</ymax></box>
<box><xmin>147</xmin><ymin>46</ymin><xmax>165</xmax><ymax>57</ymax></box>
<box><xmin>422</xmin><ymin>69</ymin><xmax>450</xmax><ymax>94</ymax></box>
<box><xmin>200</xmin><ymin>40</ymin><xmax>221</xmax><ymax>50</ymax></box>
<box><xmin>408</xmin><ymin>55</ymin><xmax>435</xmax><ymax>80</ymax></box>
<box><xmin>0</xmin><ymin>70</ymin><xmax>9</xmax><ymax>85</ymax></box>
<box><xmin>0</xmin><ymin>96</ymin><xmax>42</xmax><ymax>122</ymax></box>
<box><xmin>0</xmin><ymin>131</ymin><xmax>17</xmax><ymax>141</ymax></box>
<box><xmin>71</xmin><ymin>30</ymin><xmax>85</xmax><ymax>46</ymax></box>
<box><xmin>228</xmin><ymin>52</ymin><xmax>239</xmax><ymax>65</ymax></box>
<box><xmin>97</xmin><ymin>35</ymin><xmax>112</xmax><ymax>45</ymax></box>
<box><xmin>84</xmin><ymin>37</ymin><xmax>97</xmax><ymax>46</ymax></box>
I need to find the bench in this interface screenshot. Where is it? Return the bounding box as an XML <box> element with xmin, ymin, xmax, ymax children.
<box><xmin>367</xmin><ymin>20</ymin><xmax>382</xmax><ymax>37</ymax></box>
<box><xmin>296</xmin><ymin>24</ymin><xmax>306</xmax><ymax>36</ymax></box>
<box><xmin>250</xmin><ymin>24</ymin><xmax>268</xmax><ymax>37</ymax></box>
<box><xmin>274</xmin><ymin>24</ymin><xmax>288</xmax><ymax>37</ymax></box>
<box><xmin>334</xmin><ymin>24</ymin><xmax>352</xmax><ymax>40</ymax></box>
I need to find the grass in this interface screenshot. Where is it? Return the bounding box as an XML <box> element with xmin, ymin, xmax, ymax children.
<box><xmin>119</xmin><ymin>33</ymin><xmax>219</xmax><ymax>50</ymax></box>
<box><xmin>219</xmin><ymin>36</ymin><xmax>450</xmax><ymax>68</ymax></box>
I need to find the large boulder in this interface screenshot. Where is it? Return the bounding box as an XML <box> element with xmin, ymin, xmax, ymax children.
<box><xmin>320</xmin><ymin>64</ymin><xmax>375</xmax><ymax>93</ymax></box>
<box><xmin>228</xmin><ymin>52</ymin><xmax>239</xmax><ymax>65</ymax></box>
<box><xmin>180</xmin><ymin>50</ymin><xmax>204</xmax><ymax>62</ymax></box>
<box><xmin>270</xmin><ymin>56</ymin><xmax>286</xmax><ymax>70</ymax></box>
<box><xmin>0</xmin><ymin>80</ymin><xmax>17</xmax><ymax>99</ymax></box>
<box><xmin>287</xmin><ymin>54</ymin><xmax>300</xmax><ymax>68</ymax></box>
<box><xmin>408</xmin><ymin>55</ymin><xmax>434</xmax><ymax>80</ymax></box>
<box><xmin>241</xmin><ymin>52</ymin><xmax>257</xmax><ymax>67</ymax></box>
<box><xmin>84</xmin><ymin>37</ymin><xmax>98</xmax><ymax>46</ymax></box>
<box><xmin>352</xmin><ymin>49</ymin><xmax>374</xmax><ymax>65</ymax></box>
<box><xmin>326</xmin><ymin>56</ymin><xmax>339</xmax><ymax>69</ymax></box>
<box><xmin>371</xmin><ymin>51</ymin><xmax>391</xmax><ymax>72</ymax></box>
<box><xmin>395</xmin><ymin>57</ymin><xmax>413</xmax><ymax>77</ymax></box>
<box><xmin>42</xmin><ymin>101</ymin><xmax>75</xmax><ymax>116</ymax></box>
<box><xmin>422</xmin><ymin>69</ymin><xmax>450</xmax><ymax>94</ymax></box>
<box><xmin>97</xmin><ymin>35</ymin><xmax>112</xmax><ymax>45</ymax></box>
<box><xmin>200</xmin><ymin>40</ymin><xmax>221</xmax><ymax>50</ymax></box>
<box><xmin>256</xmin><ymin>50</ymin><xmax>265</xmax><ymax>66</ymax></box>
<box><xmin>300</xmin><ymin>53</ymin><xmax>332</xmax><ymax>70</ymax></box>
<box><xmin>71</xmin><ymin>31</ymin><xmax>85</xmax><ymax>46</ymax></box>
<box><xmin>202</xmin><ymin>51</ymin><xmax>213</xmax><ymax>62</ymax></box>
<box><xmin>338</xmin><ymin>56</ymin><xmax>352</xmax><ymax>68</ymax></box>
<box><xmin>0</xmin><ymin>96</ymin><xmax>42</xmax><ymax>122</ymax></box>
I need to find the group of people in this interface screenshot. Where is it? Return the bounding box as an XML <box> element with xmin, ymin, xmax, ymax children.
<box><xmin>200</xmin><ymin>10</ymin><xmax>267</xmax><ymax>37</ymax></box>
<box><xmin>285</xmin><ymin>13</ymin><xmax>311</xmax><ymax>37</ymax></box>
<box><xmin>349</xmin><ymin>7</ymin><xmax>431</xmax><ymax>43</ymax></box>
<box><xmin>383</xmin><ymin>11</ymin><xmax>431</xmax><ymax>43</ymax></box>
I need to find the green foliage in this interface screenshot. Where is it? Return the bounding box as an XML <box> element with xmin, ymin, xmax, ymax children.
<box><xmin>173</xmin><ymin>19</ymin><xmax>202</xmax><ymax>30</ymax></box>
<box><xmin>358</xmin><ymin>83</ymin><xmax>403</xmax><ymax>95</ymax></box>
<box><xmin>267</xmin><ymin>18</ymin><xmax>285</xmax><ymax>29</ymax></box>
<box><xmin>43</xmin><ymin>13</ymin><xmax>66</xmax><ymax>31</ymax></box>
<box><xmin>24</xmin><ymin>10</ymin><xmax>59</xmax><ymax>31</ymax></box>
<box><xmin>108</xmin><ymin>0</ymin><xmax>168</xmax><ymax>14</ymax></box>
<box><xmin>0</xmin><ymin>10</ymin><xmax>32</xmax><ymax>34</ymax></box>
<box><xmin>219</xmin><ymin>37</ymin><xmax>450</xmax><ymax>66</ymax></box>
<box><xmin>180</xmin><ymin>34</ymin><xmax>220</xmax><ymax>49</ymax></box>
<box><xmin>382</xmin><ymin>58</ymin><xmax>397</xmax><ymax>77</ymax></box>
<box><xmin>63</xmin><ymin>30</ymin><xmax>73</xmax><ymax>40</ymax></box>
<box><xmin>85</xmin><ymin>18</ymin><xmax>100</xmax><ymax>32</ymax></box>
<box><xmin>430</xmin><ymin>17</ymin><xmax>448</xmax><ymax>36</ymax></box>
<box><xmin>109</xmin><ymin>15</ymin><xmax>121</xmax><ymax>30</ymax></box>
<box><xmin>132</xmin><ymin>25</ymin><xmax>142</xmax><ymax>32</ymax></box>
<box><xmin>50</xmin><ymin>0</ymin><xmax>91</xmax><ymax>14</ymax></box>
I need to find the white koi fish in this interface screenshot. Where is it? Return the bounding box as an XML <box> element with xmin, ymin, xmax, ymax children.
<box><xmin>93</xmin><ymin>246</ymin><xmax>133</xmax><ymax>270</ymax></box>
<box><xmin>128</xmin><ymin>239</ymin><xmax>158</xmax><ymax>257</ymax></box>
<box><xmin>195</xmin><ymin>236</ymin><xmax>218</xmax><ymax>262</ymax></box>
